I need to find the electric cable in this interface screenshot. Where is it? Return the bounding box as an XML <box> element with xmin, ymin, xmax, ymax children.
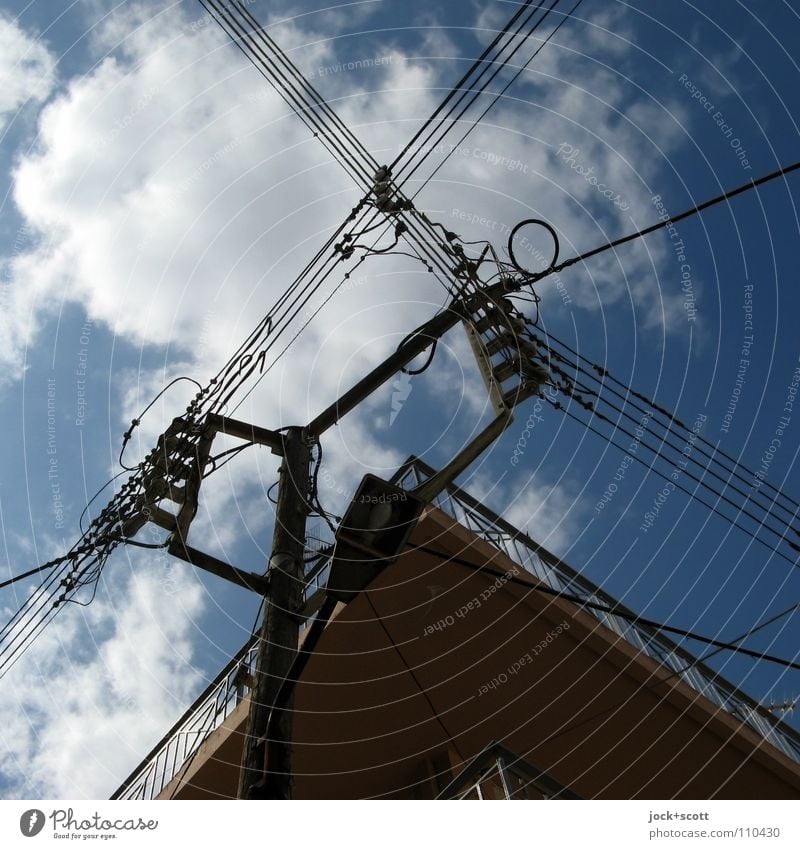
<box><xmin>531</xmin><ymin>160</ymin><xmax>800</xmax><ymax>284</ymax></box>
<box><xmin>414</xmin><ymin>544</ymin><xmax>800</xmax><ymax>671</ymax></box>
<box><xmin>540</xmin><ymin>354</ymin><xmax>800</xmax><ymax>553</ymax></box>
<box><xmin>538</xmin><ymin>390</ymin><xmax>800</xmax><ymax>568</ymax></box>
<box><xmin>531</xmin><ymin>325</ymin><xmax>800</xmax><ymax>528</ymax></box>
<box><xmin>540</xmin><ymin>325</ymin><xmax>800</xmax><ymax>519</ymax></box>
<box><xmin>119</xmin><ymin>376</ymin><xmax>202</xmax><ymax>471</ymax></box>
<box><xmin>400</xmin><ymin>0</ymin><xmax>584</xmax><ymax>196</ymax></box>
<box><xmin>389</xmin><ymin>0</ymin><xmax>541</xmax><ymax>173</ymax></box>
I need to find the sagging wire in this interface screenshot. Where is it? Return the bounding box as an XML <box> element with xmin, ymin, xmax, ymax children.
<box><xmin>119</xmin><ymin>377</ymin><xmax>203</xmax><ymax>471</ymax></box>
<box><xmin>396</xmin><ymin>319</ymin><xmax>441</xmax><ymax>377</ymax></box>
<box><xmin>203</xmin><ymin>441</ymin><xmax>256</xmax><ymax>477</ymax></box>
<box><xmin>79</xmin><ymin>470</ymin><xmax>131</xmax><ymax>536</ymax></box>
<box><xmin>307</xmin><ymin>439</ymin><xmax>340</xmax><ymax>538</ymax></box>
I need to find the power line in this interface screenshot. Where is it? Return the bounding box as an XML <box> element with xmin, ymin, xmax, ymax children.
<box><xmin>672</xmin><ymin>602</ymin><xmax>799</xmax><ymax>676</ymax></box>
<box><xmin>533</xmin><ymin>160</ymin><xmax>800</xmax><ymax>282</ymax></box>
<box><xmin>536</xmin><ymin>325</ymin><xmax>800</xmax><ymax>523</ymax></box>
<box><xmin>538</xmin><ymin>344</ymin><xmax>800</xmax><ymax>556</ymax></box>
<box><xmin>414</xmin><ymin>544</ymin><xmax>800</xmax><ymax>672</ymax></box>
<box><xmin>401</xmin><ymin>0</ymin><xmax>585</xmax><ymax>195</ymax></box>
<box><xmin>539</xmin><ymin>391</ymin><xmax>800</xmax><ymax>568</ymax></box>
<box><xmin>394</xmin><ymin>0</ymin><xmax>558</xmax><ymax>185</ymax></box>
<box><xmin>389</xmin><ymin>0</ymin><xmax>543</xmax><ymax>173</ymax></box>
<box><xmin>0</xmin><ymin>558</ymin><xmax>67</xmax><ymax>591</ymax></box>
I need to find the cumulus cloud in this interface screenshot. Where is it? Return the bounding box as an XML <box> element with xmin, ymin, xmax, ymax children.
<box><xmin>1</xmin><ymin>0</ymin><xmax>695</xmax><ymax>391</ymax></box>
<box><xmin>0</xmin><ymin>15</ymin><xmax>55</xmax><ymax>130</ymax></box>
<box><xmin>0</xmin><ymin>0</ymin><xmax>706</xmax><ymax>798</ymax></box>
<box><xmin>0</xmin><ymin>559</ymin><xmax>205</xmax><ymax>798</ymax></box>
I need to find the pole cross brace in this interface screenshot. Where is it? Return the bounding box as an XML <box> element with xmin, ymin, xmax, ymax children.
<box><xmin>168</xmin><ymin>538</ymin><xmax>271</xmax><ymax>596</ymax></box>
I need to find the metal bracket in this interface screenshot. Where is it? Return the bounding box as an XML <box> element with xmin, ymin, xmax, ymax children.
<box><xmin>205</xmin><ymin>413</ymin><xmax>284</xmax><ymax>455</ymax></box>
<box><xmin>411</xmin><ymin>411</ymin><xmax>514</xmax><ymax>503</ymax></box>
<box><xmin>168</xmin><ymin>537</ymin><xmax>270</xmax><ymax>595</ymax></box>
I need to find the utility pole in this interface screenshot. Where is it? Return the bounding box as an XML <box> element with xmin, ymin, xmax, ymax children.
<box><xmin>238</xmin><ymin>426</ymin><xmax>313</xmax><ymax>799</ymax></box>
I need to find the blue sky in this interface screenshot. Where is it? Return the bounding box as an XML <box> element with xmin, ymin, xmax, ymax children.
<box><xmin>0</xmin><ymin>0</ymin><xmax>799</xmax><ymax>798</ymax></box>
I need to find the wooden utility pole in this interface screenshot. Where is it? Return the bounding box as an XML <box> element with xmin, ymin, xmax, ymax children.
<box><xmin>238</xmin><ymin>426</ymin><xmax>313</xmax><ymax>799</ymax></box>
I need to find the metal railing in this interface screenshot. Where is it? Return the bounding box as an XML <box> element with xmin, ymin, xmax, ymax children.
<box><xmin>113</xmin><ymin>456</ymin><xmax>800</xmax><ymax>799</ymax></box>
<box><xmin>393</xmin><ymin>456</ymin><xmax>800</xmax><ymax>766</ymax></box>
<box><xmin>112</xmin><ymin>556</ymin><xmax>329</xmax><ymax>800</ymax></box>
<box><xmin>437</xmin><ymin>742</ymin><xmax>580</xmax><ymax>799</ymax></box>
<box><xmin>111</xmin><ymin>637</ymin><xmax>258</xmax><ymax>800</ymax></box>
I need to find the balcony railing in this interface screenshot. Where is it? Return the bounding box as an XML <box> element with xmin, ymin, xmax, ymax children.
<box><xmin>113</xmin><ymin>456</ymin><xmax>800</xmax><ymax>799</ymax></box>
<box><xmin>393</xmin><ymin>456</ymin><xmax>800</xmax><ymax>767</ymax></box>
<box><xmin>112</xmin><ymin>557</ymin><xmax>329</xmax><ymax>800</ymax></box>
<box><xmin>437</xmin><ymin>742</ymin><xmax>581</xmax><ymax>799</ymax></box>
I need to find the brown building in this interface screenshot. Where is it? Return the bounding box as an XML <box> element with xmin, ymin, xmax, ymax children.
<box><xmin>112</xmin><ymin>457</ymin><xmax>800</xmax><ymax>800</ymax></box>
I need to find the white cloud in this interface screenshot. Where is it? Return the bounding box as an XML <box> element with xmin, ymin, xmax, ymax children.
<box><xmin>0</xmin><ymin>0</ymin><xmax>707</xmax><ymax>799</ymax></box>
<box><xmin>1</xmin><ymin>0</ymin><xmax>696</xmax><ymax>390</ymax></box>
<box><xmin>0</xmin><ymin>15</ymin><xmax>55</xmax><ymax>131</ymax></box>
<box><xmin>0</xmin><ymin>558</ymin><xmax>205</xmax><ymax>798</ymax></box>
<box><xmin>501</xmin><ymin>474</ymin><xmax>582</xmax><ymax>556</ymax></box>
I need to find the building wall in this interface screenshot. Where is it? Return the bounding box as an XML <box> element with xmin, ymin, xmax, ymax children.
<box><xmin>160</xmin><ymin>507</ymin><xmax>800</xmax><ymax>800</ymax></box>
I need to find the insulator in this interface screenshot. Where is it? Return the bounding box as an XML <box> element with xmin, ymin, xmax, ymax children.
<box><xmin>493</xmin><ymin>358</ymin><xmax>522</xmax><ymax>383</ymax></box>
<box><xmin>521</xmin><ymin>361</ymin><xmax>549</xmax><ymax>384</ymax></box>
<box><xmin>518</xmin><ymin>338</ymin><xmax>541</xmax><ymax>359</ymax></box>
<box><xmin>373</xmin><ymin>165</ymin><xmax>391</xmax><ymax>182</ymax></box>
<box><xmin>172</xmin><ymin>437</ymin><xmax>197</xmax><ymax>458</ymax></box>
<box><xmin>484</xmin><ymin>335</ymin><xmax>511</xmax><ymax>357</ymax></box>
<box><xmin>472</xmin><ymin>312</ymin><xmax>508</xmax><ymax>335</ymax></box>
<box><xmin>168</xmin><ymin>461</ymin><xmax>192</xmax><ymax>481</ymax></box>
<box><xmin>375</xmin><ymin>194</ymin><xmax>397</xmax><ymax>212</ymax></box>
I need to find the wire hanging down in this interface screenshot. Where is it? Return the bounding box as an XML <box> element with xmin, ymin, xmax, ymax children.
<box><xmin>492</xmin><ymin>305</ymin><xmax>800</xmax><ymax>566</ymax></box>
